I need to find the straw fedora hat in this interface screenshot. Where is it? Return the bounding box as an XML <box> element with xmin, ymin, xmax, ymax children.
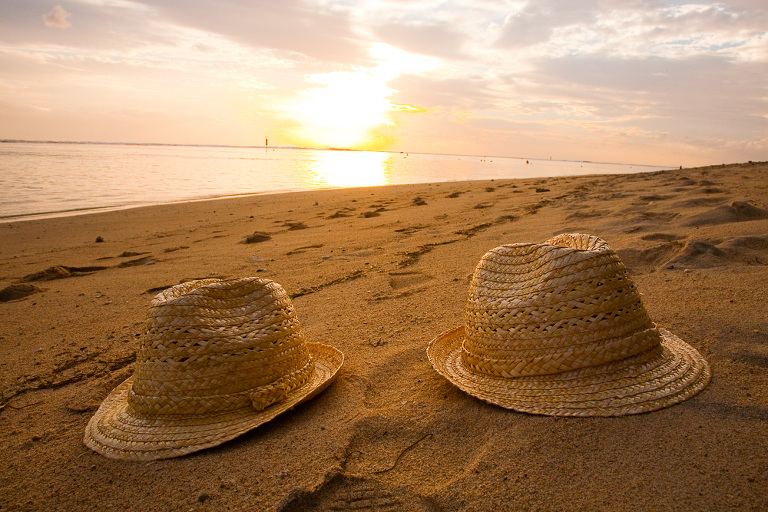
<box><xmin>427</xmin><ymin>233</ymin><xmax>711</xmax><ymax>416</ymax></box>
<box><xmin>84</xmin><ymin>277</ymin><xmax>343</xmax><ymax>460</ymax></box>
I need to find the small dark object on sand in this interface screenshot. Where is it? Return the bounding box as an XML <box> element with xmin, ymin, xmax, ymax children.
<box><xmin>245</xmin><ymin>231</ymin><xmax>272</xmax><ymax>244</ymax></box>
<box><xmin>95</xmin><ymin>236</ymin><xmax>104</xmax><ymax>243</ymax></box>
<box><xmin>285</xmin><ymin>222</ymin><xmax>308</xmax><ymax>230</ymax></box>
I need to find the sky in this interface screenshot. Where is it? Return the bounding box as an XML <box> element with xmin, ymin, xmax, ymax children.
<box><xmin>0</xmin><ymin>0</ymin><xmax>766</xmax><ymax>166</ymax></box>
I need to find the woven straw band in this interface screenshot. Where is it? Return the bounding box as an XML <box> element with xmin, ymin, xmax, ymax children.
<box><xmin>461</xmin><ymin>327</ymin><xmax>662</xmax><ymax>378</ymax></box>
<box><xmin>128</xmin><ymin>278</ymin><xmax>315</xmax><ymax>415</ymax></box>
<box><xmin>462</xmin><ymin>233</ymin><xmax>662</xmax><ymax>377</ymax></box>
<box><xmin>126</xmin><ymin>357</ymin><xmax>315</xmax><ymax>415</ymax></box>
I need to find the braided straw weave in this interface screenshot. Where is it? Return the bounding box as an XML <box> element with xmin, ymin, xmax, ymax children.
<box><xmin>84</xmin><ymin>278</ymin><xmax>343</xmax><ymax>460</ymax></box>
<box><xmin>427</xmin><ymin>233</ymin><xmax>711</xmax><ymax>416</ymax></box>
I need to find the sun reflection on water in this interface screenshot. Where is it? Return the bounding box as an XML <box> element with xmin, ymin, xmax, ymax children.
<box><xmin>310</xmin><ymin>150</ymin><xmax>389</xmax><ymax>188</ymax></box>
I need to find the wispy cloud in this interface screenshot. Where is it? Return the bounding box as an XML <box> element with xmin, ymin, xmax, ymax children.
<box><xmin>43</xmin><ymin>5</ymin><xmax>72</xmax><ymax>29</ymax></box>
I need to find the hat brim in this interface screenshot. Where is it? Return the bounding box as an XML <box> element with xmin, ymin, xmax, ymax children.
<box><xmin>427</xmin><ymin>327</ymin><xmax>710</xmax><ymax>417</ymax></box>
<box><xmin>84</xmin><ymin>343</ymin><xmax>343</xmax><ymax>460</ymax></box>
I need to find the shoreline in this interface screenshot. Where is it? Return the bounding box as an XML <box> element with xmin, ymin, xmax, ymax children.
<box><xmin>0</xmin><ymin>187</ymin><xmax>324</xmax><ymax>224</ymax></box>
<box><xmin>0</xmin><ymin>141</ymin><xmax>674</xmax><ymax>221</ymax></box>
<box><xmin>1</xmin><ymin>168</ymin><xmax>675</xmax><ymax>224</ymax></box>
<box><xmin>1</xmin><ymin>161</ymin><xmax>766</xmax><ymax>511</ymax></box>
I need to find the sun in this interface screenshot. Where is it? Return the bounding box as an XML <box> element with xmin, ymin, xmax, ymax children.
<box><xmin>286</xmin><ymin>70</ymin><xmax>395</xmax><ymax>149</ymax></box>
<box><xmin>283</xmin><ymin>45</ymin><xmax>434</xmax><ymax>150</ymax></box>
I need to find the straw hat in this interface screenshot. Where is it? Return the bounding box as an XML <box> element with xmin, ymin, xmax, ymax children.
<box><xmin>427</xmin><ymin>233</ymin><xmax>711</xmax><ymax>416</ymax></box>
<box><xmin>84</xmin><ymin>278</ymin><xmax>343</xmax><ymax>460</ymax></box>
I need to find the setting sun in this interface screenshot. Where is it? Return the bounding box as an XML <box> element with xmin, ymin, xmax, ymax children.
<box><xmin>285</xmin><ymin>70</ymin><xmax>396</xmax><ymax>149</ymax></box>
<box><xmin>282</xmin><ymin>45</ymin><xmax>434</xmax><ymax>150</ymax></box>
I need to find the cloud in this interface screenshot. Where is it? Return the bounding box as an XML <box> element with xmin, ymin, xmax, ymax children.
<box><xmin>139</xmin><ymin>0</ymin><xmax>370</xmax><ymax>63</ymax></box>
<box><xmin>43</xmin><ymin>5</ymin><xmax>71</xmax><ymax>29</ymax></box>
<box><xmin>1</xmin><ymin>0</ymin><xmax>767</xmax><ymax>164</ymax></box>
<box><xmin>390</xmin><ymin>74</ymin><xmax>496</xmax><ymax>111</ymax></box>
<box><xmin>531</xmin><ymin>54</ymin><xmax>768</xmax><ymax>124</ymax></box>
<box><xmin>373</xmin><ymin>22</ymin><xmax>467</xmax><ymax>59</ymax></box>
<box><xmin>1</xmin><ymin>0</ymin><xmax>166</xmax><ymax>51</ymax></box>
<box><xmin>495</xmin><ymin>0</ymin><xmax>598</xmax><ymax>49</ymax></box>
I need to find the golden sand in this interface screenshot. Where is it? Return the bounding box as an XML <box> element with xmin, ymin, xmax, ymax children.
<box><xmin>1</xmin><ymin>162</ymin><xmax>766</xmax><ymax>510</ymax></box>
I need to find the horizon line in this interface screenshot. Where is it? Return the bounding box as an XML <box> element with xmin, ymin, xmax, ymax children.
<box><xmin>0</xmin><ymin>138</ymin><xmax>672</xmax><ymax>169</ymax></box>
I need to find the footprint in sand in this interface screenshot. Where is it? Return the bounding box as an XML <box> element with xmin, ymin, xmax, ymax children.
<box><xmin>394</xmin><ymin>225</ymin><xmax>430</xmax><ymax>236</ymax></box>
<box><xmin>328</xmin><ymin>208</ymin><xmax>356</xmax><ymax>219</ymax></box>
<box><xmin>675</xmin><ymin>177</ymin><xmax>697</xmax><ymax>187</ymax></box>
<box><xmin>277</xmin><ymin>472</ymin><xmax>438</xmax><ymax>512</ymax></box>
<box><xmin>282</xmin><ymin>221</ymin><xmax>308</xmax><ymax>230</ymax></box>
<box><xmin>286</xmin><ymin>244</ymin><xmax>324</xmax><ymax>256</ymax></box>
<box><xmin>117</xmin><ymin>256</ymin><xmax>155</xmax><ymax>268</ymax></box>
<box><xmin>733</xmin><ymin>350</ymin><xmax>768</xmax><ymax>370</ymax></box>
<box><xmin>388</xmin><ymin>271</ymin><xmax>434</xmax><ymax>290</ymax></box>
<box><xmin>368</xmin><ymin>271</ymin><xmax>435</xmax><ymax>301</ymax></box>
<box><xmin>640</xmin><ymin>233</ymin><xmax>685</xmax><ymax>242</ymax></box>
<box><xmin>455</xmin><ymin>223</ymin><xmax>493</xmax><ymax>238</ymax></box>
<box><xmin>565</xmin><ymin>209</ymin><xmax>611</xmax><ymax>221</ymax></box>
<box><xmin>163</xmin><ymin>246</ymin><xmax>189</xmax><ymax>253</ymax></box>
<box><xmin>98</xmin><ymin>251</ymin><xmax>147</xmax><ymax>260</ymax></box>
<box><xmin>617</xmin><ymin>210</ymin><xmax>679</xmax><ymax>226</ymax></box>
<box><xmin>636</xmin><ymin>194</ymin><xmax>672</xmax><ymax>204</ymax></box>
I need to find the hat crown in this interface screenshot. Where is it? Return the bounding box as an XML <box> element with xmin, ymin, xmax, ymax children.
<box><xmin>128</xmin><ymin>278</ymin><xmax>313</xmax><ymax>415</ymax></box>
<box><xmin>462</xmin><ymin>233</ymin><xmax>662</xmax><ymax>378</ymax></box>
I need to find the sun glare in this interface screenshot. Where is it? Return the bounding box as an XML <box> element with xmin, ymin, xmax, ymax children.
<box><xmin>311</xmin><ymin>150</ymin><xmax>389</xmax><ymax>188</ymax></box>
<box><xmin>284</xmin><ymin>45</ymin><xmax>434</xmax><ymax>150</ymax></box>
<box><xmin>289</xmin><ymin>71</ymin><xmax>395</xmax><ymax>149</ymax></box>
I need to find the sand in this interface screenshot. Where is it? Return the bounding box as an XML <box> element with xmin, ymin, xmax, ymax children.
<box><xmin>1</xmin><ymin>162</ymin><xmax>766</xmax><ymax>511</ymax></box>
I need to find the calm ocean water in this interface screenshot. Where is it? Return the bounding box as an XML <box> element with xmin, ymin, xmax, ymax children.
<box><xmin>0</xmin><ymin>142</ymin><xmax>668</xmax><ymax>220</ymax></box>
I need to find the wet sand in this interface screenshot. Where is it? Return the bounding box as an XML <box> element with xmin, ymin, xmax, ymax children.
<box><xmin>1</xmin><ymin>162</ymin><xmax>766</xmax><ymax>511</ymax></box>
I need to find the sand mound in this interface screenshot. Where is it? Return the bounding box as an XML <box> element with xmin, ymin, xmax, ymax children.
<box><xmin>667</xmin><ymin>235</ymin><xmax>768</xmax><ymax>268</ymax></box>
<box><xmin>667</xmin><ymin>241</ymin><xmax>728</xmax><ymax>268</ymax></box>
<box><xmin>726</xmin><ymin>236</ymin><xmax>768</xmax><ymax>251</ymax></box>
<box><xmin>684</xmin><ymin>201</ymin><xmax>768</xmax><ymax>226</ymax></box>
<box><xmin>21</xmin><ymin>265</ymin><xmax>107</xmax><ymax>282</ymax></box>
<box><xmin>673</xmin><ymin>197</ymin><xmax>726</xmax><ymax>208</ymax></box>
<box><xmin>619</xmin><ymin>233</ymin><xmax>768</xmax><ymax>272</ymax></box>
<box><xmin>617</xmin><ymin>243</ymin><xmax>682</xmax><ymax>273</ymax></box>
<box><xmin>0</xmin><ymin>283</ymin><xmax>44</xmax><ymax>302</ymax></box>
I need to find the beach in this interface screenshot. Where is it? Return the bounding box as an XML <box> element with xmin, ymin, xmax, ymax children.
<box><xmin>1</xmin><ymin>162</ymin><xmax>766</xmax><ymax>510</ymax></box>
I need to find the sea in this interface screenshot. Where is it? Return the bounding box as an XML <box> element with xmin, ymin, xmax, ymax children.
<box><xmin>0</xmin><ymin>142</ymin><xmax>669</xmax><ymax>221</ymax></box>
